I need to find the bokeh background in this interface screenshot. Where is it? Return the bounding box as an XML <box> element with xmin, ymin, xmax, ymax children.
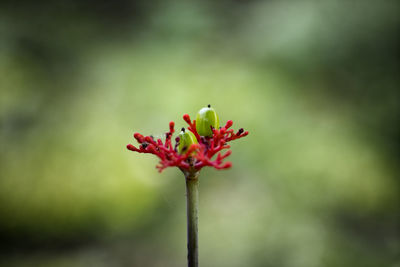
<box><xmin>1</xmin><ymin>1</ymin><xmax>399</xmax><ymax>266</ymax></box>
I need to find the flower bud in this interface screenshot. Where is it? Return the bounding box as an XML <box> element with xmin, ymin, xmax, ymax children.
<box><xmin>178</xmin><ymin>128</ymin><xmax>198</xmax><ymax>154</ymax></box>
<box><xmin>196</xmin><ymin>104</ymin><xmax>219</xmax><ymax>137</ymax></box>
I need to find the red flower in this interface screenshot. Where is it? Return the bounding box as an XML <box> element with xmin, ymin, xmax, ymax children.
<box><xmin>126</xmin><ymin>114</ymin><xmax>248</xmax><ymax>172</ymax></box>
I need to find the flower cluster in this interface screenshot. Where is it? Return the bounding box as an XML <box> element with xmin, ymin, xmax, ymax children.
<box><xmin>126</xmin><ymin>113</ymin><xmax>248</xmax><ymax>172</ymax></box>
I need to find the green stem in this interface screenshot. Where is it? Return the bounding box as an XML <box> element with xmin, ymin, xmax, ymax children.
<box><xmin>185</xmin><ymin>172</ymin><xmax>199</xmax><ymax>267</ymax></box>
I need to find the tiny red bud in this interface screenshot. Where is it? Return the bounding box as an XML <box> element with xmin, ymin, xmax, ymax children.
<box><xmin>222</xmin><ymin>162</ymin><xmax>232</xmax><ymax>168</ymax></box>
<box><xmin>134</xmin><ymin>133</ymin><xmax>144</xmax><ymax>143</ymax></box>
<box><xmin>225</xmin><ymin>120</ymin><xmax>233</xmax><ymax>129</ymax></box>
<box><xmin>183</xmin><ymin>114</ymin><xmax>191</xmax><ymax>123</ymax></box>
<box><xmin>127</xmin><ymin>144</ymin><xmax>139</xmax><ymax>152</ymax></box>
<box><xmin>145</xmin><ymin>136</ymin><xmax>154</xmax><ymax>143</ymax></box>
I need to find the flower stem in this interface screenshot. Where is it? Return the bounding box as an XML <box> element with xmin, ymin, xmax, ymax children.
<box><xmin>185</xmin><ymin>172</ymin><xmax>199</xmax><ymax>267</ymax></box>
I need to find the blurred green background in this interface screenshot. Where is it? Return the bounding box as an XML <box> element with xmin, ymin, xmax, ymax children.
<box><xmin>0</xmin><ymin>0</ymin><xmax>399</xmax><ymax>266</ymax></box>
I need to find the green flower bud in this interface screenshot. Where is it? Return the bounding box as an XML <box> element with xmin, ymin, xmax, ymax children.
<box><xmin>196</xmin><ymin>104</ymin><xmax>219</xmax><ymax>137</ymax></box>
<box><xmin>178</xmin><ymin>128</ymin><xmax>198</xmax><ymax>154</ymax></box>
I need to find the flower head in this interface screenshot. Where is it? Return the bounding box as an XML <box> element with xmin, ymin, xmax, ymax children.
<box><xmin>126</xmin><ymin>108</ymin><xmax>248</xmax><ymax>173</ymax></box>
